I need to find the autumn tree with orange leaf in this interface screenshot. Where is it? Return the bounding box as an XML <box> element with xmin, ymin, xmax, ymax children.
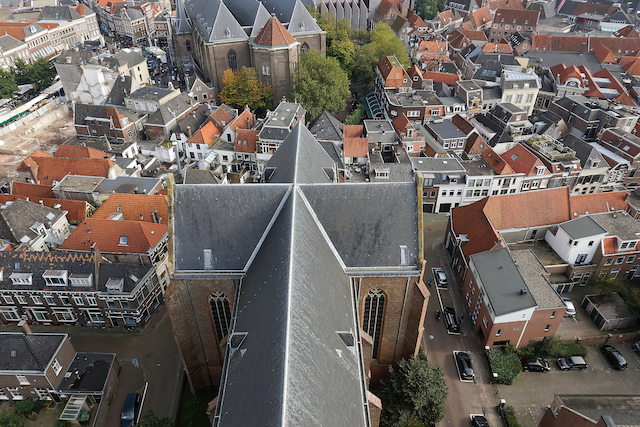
<box><xmin>219</xmin><ymin>67</ymin><xmax>273</xmax><ymax>114</ymax></box>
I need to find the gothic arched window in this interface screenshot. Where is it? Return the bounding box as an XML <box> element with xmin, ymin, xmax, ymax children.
<box><xmin>301</xmin><ymin>42</ymin><xmax>310</xmax><ymax>53</ymax></box>
<box><xmin>228</xmin><ymin>50</ymin><xmax>238</xmax><ymax>71</ymax></box>
<box><xmin>363</xmin><ymin>288</ymin><xmax>385</xmax><ymax>359</ymax></box>
<box><xmin>210</xmin><ymin>291</ymin><xmax>232</xmax><ymax>341</ymax></box>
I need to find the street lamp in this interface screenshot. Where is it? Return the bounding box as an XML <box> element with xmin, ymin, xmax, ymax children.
<box><xmin>427</xmin><ymin>335</ymin><xmax>435</xmax><ymax>358</ymax></box>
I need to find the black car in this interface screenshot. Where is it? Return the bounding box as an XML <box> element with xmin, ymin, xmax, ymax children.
<box><xmin>443</xmin><ymin>307</ymin><xmax>460</xmax><ymax>333</ymax></box>
<box><xmin>471</xmin><ymin>415</ymin><xmax>490</xmax><ymax>427</ymax></box>
<box><xmin>521</xmin><ymin>357</ymin><xmax>550</xmax><ymax>372</ymax></box>
<box><xmin>601</xmin><ymin>345</ymin><xmax>628</xmax><ymax>370</ymax></box>
<box><xmin>455</xmin><ymin>351</ymin><xmax>474</xmax><ymax>381</ymax></box>
<box><xmin>121</xmin><ymin>392</ymin><xmax>141</xmax><ymax>427</ymax></box>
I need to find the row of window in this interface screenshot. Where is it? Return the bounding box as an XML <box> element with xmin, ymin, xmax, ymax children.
<box><xmin>504</xmin><ymin>93</ymin><xmax>535</xmax><ymax>104</ymax></box>
<box><xmin>604</xmin><ymin>255</ymin><xmax>636</xmax><ymax>266</ymax></box>
<box><xmin>2</xmin><ymin>294</ymin><xmax>97</xmax><ymax>306</ymax></box>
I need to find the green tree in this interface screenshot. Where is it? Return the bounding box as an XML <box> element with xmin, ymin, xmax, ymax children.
<box><xmin>351</xmin><ymin>23</ymin><xmax>411</xmax><ymax>89</ymax></box>
<box><xmin>136</xmin><ymin>410</ymin><xmax>174</xmax><ymax>427</ymax></box>
<box><xmin>0</xmin><ymin>69</ymin><xmax>17</xmax><ymax>99</ymax></box>
<box><xmin>380</xmin><ymin>350</ymin><xmax>449</xmax><ymax>427</ymax></box>
<box><xmin>0</xmin><ymin>412</ymin><xmax>24</xmax><ymax>427</ymax></box>
<box><xmin>219</xmin><ymin>67</ymin><xmax>273</xmax><ymax>113</ymax></box>
<box><xmin>11</xmin><ymin>57</ymin><xmax>56</xmax><ymax>90</ymax></box>
<box><xmin>415</xmin><ymin>0</ymin><xmax>444</xmax><ymax>20</ymax></box>
<box><xmin>291</xmin><ymin>50</ymin><xmax>350</xmax><ymax>121</ymax></box>
<box><xmin>14</xmin><ymin>399</ymin><xmax>36</xmax><ymax>418</ymax></box>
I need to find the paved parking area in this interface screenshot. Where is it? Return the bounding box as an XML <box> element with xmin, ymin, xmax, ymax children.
<box><xmin>421</xmin><ymin>216</ymin><xmax>503</xmax><ymax>426</ymax></box>
<box><xmin>498</xmin><ymin>343</ymin><xmax>640</xmax><ymax>427</ymax></box>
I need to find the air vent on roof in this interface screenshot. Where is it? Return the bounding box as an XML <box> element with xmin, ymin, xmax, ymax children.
<box><xmin>520</xmin><ymin>288</ymin><xmax>528</xmax><ymax>295</ymax></box>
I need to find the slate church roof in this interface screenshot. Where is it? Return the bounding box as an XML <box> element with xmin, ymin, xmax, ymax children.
<box><xmin>172</xmin><ymin>121</ymin><xmax>420</xmax><ymax>425</ymax></box>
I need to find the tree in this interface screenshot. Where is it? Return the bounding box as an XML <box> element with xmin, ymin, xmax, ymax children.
<box><xmin>11</xmin><ymin>57</ymin><xmax>57</xmax><ymax>90</ymax></box>
<box><xmin>290</xmin><ymin>50</ymin><xmax>350</xmax><ymax>121</ymax></box>
<box><xmin>136</xmin><ymin>410</ymin><xmax>174</xmax><ymax>427</ymax></box>
<box><xmin>379</xmin><ymin>350</ymin><xmax>448</xmax><ymax>427</ymax></box>
<box><xmin>0</xmin><ymin>69</ymin><xmax>17</xmax><ymax>99</ymax></box>
<box><xmin>415</xmin><ymin>0</ymin><xmax>444</xmax><ymax>20</ymax></box>
<box><xmin>0</xmin><ymin>412</ymin><xmax>24</xmax><ymax>427</ymax></box>
<box><xmin>219</xmin><ymin>67</ymin><xmax>273</xmax><ymax>113</ymax></box>
<box><xmin>351</xmin><ymin>23</ymin><xmax>411</xmax><ymax>89</ymax></box>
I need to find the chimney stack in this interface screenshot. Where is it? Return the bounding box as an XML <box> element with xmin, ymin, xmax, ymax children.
<box><xmin>18</xmin><ymin>318</ymin><xmax>32</xmax><ymax>335</ymax></box>
<box><xmin>187</xmin><ymin>126</ymin><xmax>192</xmax><ymax>137</ymax></box>
<box><xmin>91</xmin><ymin>243</ymin><xmax>101</xmax><ymax>287</ymax></box>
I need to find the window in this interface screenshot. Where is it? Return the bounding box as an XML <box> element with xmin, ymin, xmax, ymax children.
<box><xmin>73</xmin><ymin>296</ymin><xmax>84</xmax><ymax>305</ymax></box>
<box><xmin>60</xmin><ymin>296</ymin><xmax>70</xmax><ymax>306</ymax></box>
<box><xmin>466</xmin><ymin>190</ymin><xmax>472</xmax><ymax>197</ymax></box>
<box><xmin>363</xmin><ymin>288</ymin><xmax>385</xmax><ymax>359</ymax></box>
<box><xmin>588</xmin><ymin>241</ymin><xmax>594</xmax><ymax>247</ymax></box>
<box><xmin>54</xmin><ymin>310</ymin><xmax>74</xmax><ymax>322</ymax></box>
<box><xmin>227</xmin><ymin>50</ymin><xmax>237</xmax><ymax>71</ymax></box>
<box><xmin>526</xmin><ymin>93</ymin><xmax>533</xmax><ymax>103</ymax></box>
<box><xmin>32</xmin><ymin>295</ymin><xmax>42</xmax><ymax>305</ymax></box>
<box><xmin>107</xmin><ymin>299</ymin><xmax>117</xmax><ymax>309</ymax></box>
<box><xmin>16</xmin><ymin>295</ymin><xmax>26</xmax><ymax>305</ymax></box>
<box><xmin>610</xmin><ymin>268</ymin><xmax>620</xmax><ymax>278</ymax></box>
<box><xmin>482</xmin><ymin>315</ymin><xmax>488</xmax><ymax>329</ymax></box>
<box><xmin>262</xmin><ymin>65</ymin><xmax>270</xmax><ymax>76</ymax></box>
<box><xmin>515</xmin><ymin>94</ymin><xmax>523</xmax><ymax>104</ymax></box>
<box><xmin>481</xmin><ymin>189</ymin><xmax>488</xmax><ymax>196</ymax></box>
<box><xmin>551</xmin><ymin>311</ymin><xmax>557</xmax><ymax>318</ymax></box>
<box><xmin>522</xmin><ymin>181</ymin><xmax>530</xmax><ymax>190</ymax></box>
<box><xmin>52</xmin><ymin>359</ymin><xmax>62</xmax><ymax>375</ymax></box>
<box><xmin>7</xmin><ymin>388</ymin><xmax>21</xmax><ymax>400</ymax></box>
<box><xmin>505</xmin><ymin>95</ymin><xmax>512</xmax><ymax>103</ymax></box>
<box><xmin>209</xmin><ymin>291</ymin><xmax>232</xmax><ymax>342</ymax></box>
<box><xmin>496</xmin><ymin>329</ymin><xmax>502</xmax><ymax>336</ymax></box>
<box><xmin>605</xmin><ymin>258</ymin><xmax>613</xmax><ymax>266</ymax></box>
<box><xmin>44</xmin><ymin>295</ymin><xmax>55</xmax><ymax>305</ymax></box>
<box><xmin>3</xmin><ymin>295</ymin><xmax>14</xmax><ymax>304</ymax></box>
<box><xmin>1</xmin><ymin>308</ymin><xmax>19</xmax><ymax>321</ymax></box>
<box><xmin>34</xmin><ymin>389</ymin><xmax>50</xmax><ymax>400</ymax></box>
<box><xmin>127</xmin><ymin>129</ymin><xmax>133</xmax><ymax>138</ymax></box>
<box><xmin>544</xmin><ymin>324</ymin><xmax>551</xmax><ymax>332</ymax></box>
<box><xmin>86</xmin><ymin>296</ymin><xmax>97</xmax><ymax>306</ymax></box>
<box><xmin>616</xmin><ymin>257</ymin><xmax>624</xmax><ymax>264</ymax></box>
<box><xmin>628</xmin><ymin>255</ymin><xmax>636</xmax><ymax>263</ymax></box>
<box><xmin>301</xmin><ymin>42</ymin><xmax>309</xmax><ymax>52</ymax></box>
<box><xmin>121</xmin><ymin>301</ymin><xmax>130</xmax><ymax>309</ymax></box>
<box><xmin>33</xmin><ymin>309</ymin><xmax>51</xmax><ymax>322</ymax></box>
<box><xmin>492</xmin><ymin>190</ymin><xmax>498</xmax><ymax>195</ymax></box>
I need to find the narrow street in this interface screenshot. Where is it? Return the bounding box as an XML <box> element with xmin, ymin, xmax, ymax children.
<box><xmin>421</xmin><ymin>215</ymin><xmax>503</xmax><ymax>426</ymax></box>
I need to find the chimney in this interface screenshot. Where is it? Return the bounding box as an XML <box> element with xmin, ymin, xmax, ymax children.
<box><xmin>187</xmin><ymin>126</ymin><xmax>192</xmax><ymax>137</ymax></box>
<box><xmin>92</xmin><ymin>243</ymin><xmax>101</xmax><ymax>287</ymax></box>
<box><xmin>18</xmin><ymin>318</ymin><xmax>32</xmax><ymax>335</ymax></box>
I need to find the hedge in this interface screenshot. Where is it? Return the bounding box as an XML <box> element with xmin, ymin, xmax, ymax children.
<box><xmin>487</xmin><ymin>348</ymin><xmax>522</xmax><ymax>385</ymax></box>
<box><xmin>503</xmin><ymin>406</ymin><xmax>522</xmax><ymax>427</ymax></box>
<box><xmin>535</xmin><ymin>336</ymin><xmax>587</xmax><ymax>358</ymax></box>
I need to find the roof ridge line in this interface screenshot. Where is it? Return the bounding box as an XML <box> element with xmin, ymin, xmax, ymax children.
<box><xmin>22</xmin><ymin>335</ymin><xmax>45</xmax><ymax>371</ymax></box>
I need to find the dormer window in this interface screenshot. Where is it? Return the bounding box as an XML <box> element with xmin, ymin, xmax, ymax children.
<box><xmin>43</xmin><ymin>270</ymin><xmax>67</xmax><ymax>286</ymax></box>
<box><xmin>10</xmin><ymin>273</ymin><xmax>32</xmax><ymax>285</ymax></box>
<box><xmin>119</xmin><ymin>236</ymin><xmax>128</xmax><ymax>246</ymax></box>
<box><xmin>69</xmin><ymin>274</ymin><xmax>92</xmax><ymax>287</ymax></box>
<box><xmin>619</xmin><ymin>241</ymin><xmax>637</xmax><ymax>250</ymax></box>
<box><xmin>106</xmin><ymin>278</ymin><xmax>124</xmax><ymax>293</ymax></box>
<box><xmin>536</xmin><ymin>166</ymin><xmax>545</xmax><ymax>175</ymax></box>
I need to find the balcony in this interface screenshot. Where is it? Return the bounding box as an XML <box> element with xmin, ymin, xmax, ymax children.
<box><xmin>525</xmin><ymin>136</ymin><xmax>576</xmax><ymax>161</ymax></box>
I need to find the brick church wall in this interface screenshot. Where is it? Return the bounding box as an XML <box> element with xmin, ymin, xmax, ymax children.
<box><xmin>166</xmin><ymin>277</ymin><xmax>236</xmax><ymax>392</ymax></box>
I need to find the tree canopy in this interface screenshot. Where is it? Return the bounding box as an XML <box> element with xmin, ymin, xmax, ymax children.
<box><xmin>136</xmin><ymin>410</ymin><xmax>174</xmax><ymax>427</ymax></box>
<box><xmin>290</xmin><ymin>49</ymin><xmax>350</xmax><ymax>121</ymax></box>
<box><xmin>12</xmin><ymin>58</ymin><xmax>57</xmax><ymax>90</ymax></box>
<box><xmin>415</xmin><ymin>0</ymin><xmax>445</xmax><ymax>20</ymax></box>
<box><xmin>0</xmin><ymin>69</ymin><xmax>17</xmax><ymax>99</ymax></box>
<box><xmin>380</xmin><ymin>350</ymin><xmax>449</xmax><ymax>427</ymax></box>
<box><xmin>351</xmin><ymin>23</ymin><xmax>411</xmax><ymax>89</ymax></box>
<box><xmin>219</xmin><ymin>67</ymin><xmax>273</xmax><ymax>113</ymax></box>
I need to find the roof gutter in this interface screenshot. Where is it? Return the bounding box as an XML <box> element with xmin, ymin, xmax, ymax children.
<box><xmin>393</xmin><ymin>276</ymin><xmax>412</xmax><ymax>362</ymax></box>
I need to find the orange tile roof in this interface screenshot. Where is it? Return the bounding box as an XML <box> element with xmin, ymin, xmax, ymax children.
<box><xmin>59</xmin><ymin>218</ymin><xmax>166</xmax><ymax>254</ymax></box>
<box><xmin>482</xmin><ymin>42</ymin><xmax>513</xmax><ymax>53</ymax></box>
<box><xmin>24</xmin><ymin>158</ymin><xmax>116</xmax><ymax>186</ymax></box>
<box><xmin>451</xmin><ymin>198</ymin><xmax>502</xmax><ymax>261</ymax></box>
<box><xmin>483</xmin><ymin>187</ymin><xmax>571</xmax><ymax>230</ymax></box>
<box><xmin>344</xmin><ymin>137</ymin><xmax>368</xmax><ymax>158</ymax></box>
<box><xmin>422</xmin><ymin>70</ymin><xmax>460</xmax><ymax>85</ymax></box>
<box><xmin>343</xmin><ymin>125</ymin><xmax>364</xmax><ymax>138</ymax></box>
<box><xmin>253</xmin><ymin>16</ymin><xmax>296</xmax><ymax>47</ymax></box>
<box><xmin>54</xmin><ymin>145</ymin><xmax>110</xmax><ymax>159</ymax></box>
<box><xmin>11</xmin><ymin>181</ymin><xmax>54</xmax><ymax>198</ymax></box>
<box><xmin>92</xmin><ymin>193</ymin><xmax>168</xmax><ymax>224</ymax></box>
<box><xmin>235</xmin><ymin>129</ymin><xmax>258</xmax><ymax>153</ymax></box>
<box><xmin>502</xmin><ymin>143</ymin><xmax>547</xmax><ymax>176</ymax></box>
<box><xmin>75</xmin><ymin>3</ymin><xmax>86</xmax><ymax>15</ymax></box>
<box><xmin>482</xmin><ymin>146</ymin><xmax>514</xmax><ymax>175</ymax></box>
<box><xmin>462</xmin><ymin>30</ymin><xmax>487</xmax><ymax>42</ymax></box>
<box><xmin>188</xmin><ymin>121</ymin><xmax>220</xmax><ymax>146</ymax></box>
<box><xmin>207</xmin><ymin>105</ymin><xmax>235</xmax><ymax>130</ymax></box>
<box><xmin>227</xmin><ymin>108</ymin><xmax>255</xmax><ymax>135</ymax></box>
<box><xmin>0</xmin><ymin>194</ymin><xmax>90</xmax><ymax>222</ymax></box>
<box><xmin>464</xmin><ymin>133</ymin><xmax>486</xmax><ymax>155</ymax></box>
<box><xmin>594</xmin><ymin>45</ymin><xmax>616</xmax><ymax>64</ymax></box>
<box><xmin>38</xmin><ymin>23</ymin><xmax>59</xmax><ymax>30</ymax></box>
<box><xmin>470</xmin><ymin>7</ymin><xmax>492</xmax><ymax>28</ymax></box>
<box><xmin>391</xmin><ymin>114</ymin><xmax>411</xmax><ymax>134</ymax></box>
<box><xmin>378</xmin><ymin>56</ymin><xmax>410</xmax><ymax>87</ymax></box>
<box><xmin>532</xmin><ymin>34</ymin><xmax>639</xmax><ymax>56</ymax></box>
<box><xmin>438</xmin><ymin>10</ymin><xmax>455</xmax><ymax>25</ymax></box>
<box><xmin>569</xmin><ymin>191</ymin><xmax>629</xmax><ymax>217</ymax></box>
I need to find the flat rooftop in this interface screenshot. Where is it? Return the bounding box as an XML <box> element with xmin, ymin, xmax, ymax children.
<box><xmin>592</xmin><ymin>211</ymin><xmax>640</xmax><ymax>241</ymax></box>
<box><xmin>57</xmin><ymin>353</ymin><xmax>115</xmax><ymax>393</ymax></box>
<box><xmin>510</xmin><ymin>249</ymin><xmax>564</xmax><ymax>310</ymax></box>
<box><xmin>586</xmin><ymin>294</ymin><xmax>637</xmax><ymax>320</ymax></box>
<box><xmin>53</xmin><ymin>175</ymin><xmax>104</xmax><ymax>193</ymax></box>
<box><xmin>508</xmin><ymin>241</ymin><xmax>565</xmax><ymax>266</ymax></box>
<box><xmin>427</xmin><ymin>119</ymin><xmax>466</xmax><ymax>140</ymax></box>
<box><xmin>127</xmin><ymin>86</ymin><xmax>176</xmax><ymax>101</ymax></box>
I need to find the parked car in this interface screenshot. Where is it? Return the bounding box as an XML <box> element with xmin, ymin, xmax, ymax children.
<box><xmin>561</xmin><ymin>297</ymin><xmax>576</xmax><ymax>317</ymax></box>
<box><xmin>455</xmin><ymin>351</ymin><xmax>474</xmax><ymax>381</ymax></box>
<box><xmin>471</xmin><ymin>415</ymin><xmax>490</xmax><ymax>427</ymax></box>
<box><xmin>435</xmin><ymin>269</ymin><xmax>448</xmax><ymax>287</ymax></box>
<box><xmin>557</xmin><ymin>356</ymin><xmax>587</xmax><ymax>370</ymax></box>
<box><xmin>443</xmin><ymin>307</ymin><xmax>460</xmax><ymax>334</ymax></box>
<box><xmin>601</xmin><ymin>345</ymin><xmax>628</xmax><ymax>370</ymax></box>
<box><xmin>121</xmin><ymin>392</ymin><xmax>141</xmax><ymax>427</ymax></box>
<box><xmin>521</xmin><ymin>357</ymin><xmax>550</xmax><ymax>372</ymax></box>
<box><xmin>633</xmin><ymin>341</ymin><xmax>640</xmax><ymax>355</ymax></box>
